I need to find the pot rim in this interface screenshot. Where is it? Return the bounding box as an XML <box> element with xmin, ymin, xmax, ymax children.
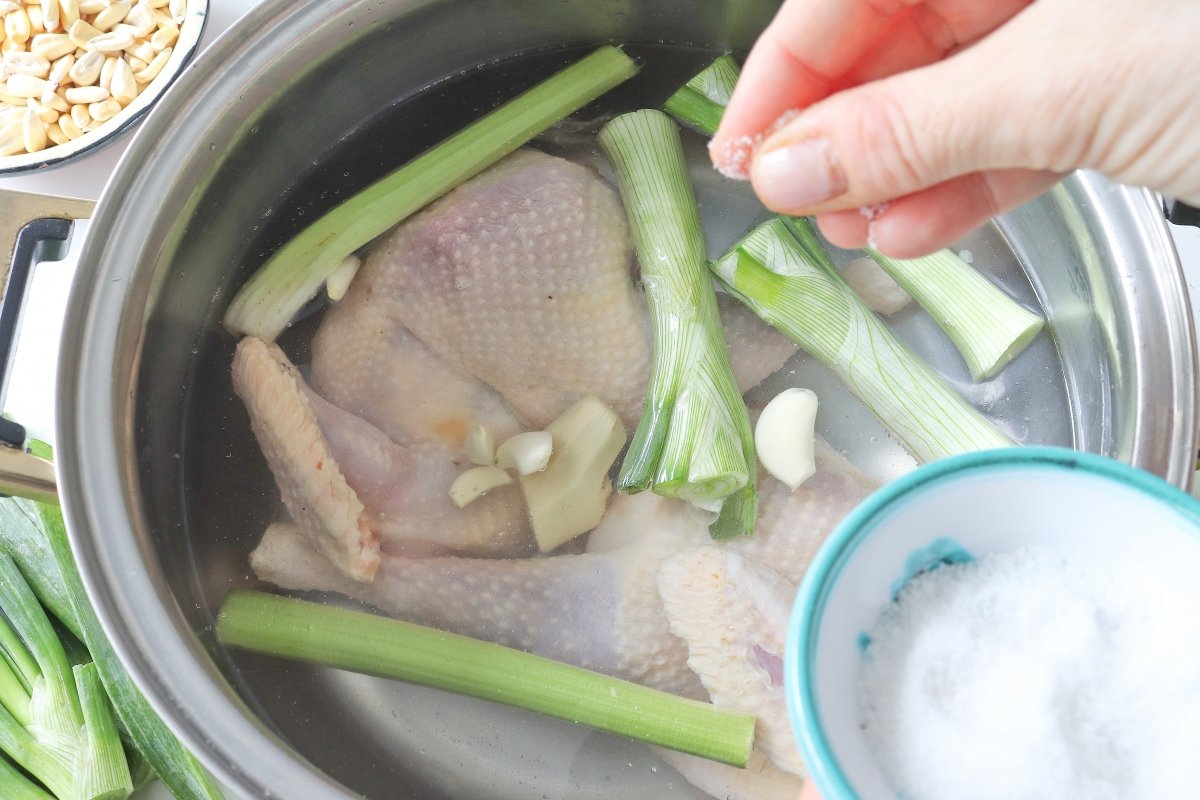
<box><xmin>53</xmin><ymin>2</ymin><xmax>1199</xmax><ymax>800</ymax></box>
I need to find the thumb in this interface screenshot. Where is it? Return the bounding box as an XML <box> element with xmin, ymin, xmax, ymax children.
<box><xmin>747</xmin><ymin>3</ymin><xmax>1099</xmax><ymax>216</ymax></box>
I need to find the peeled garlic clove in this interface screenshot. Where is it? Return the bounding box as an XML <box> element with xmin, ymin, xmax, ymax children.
<box><xmin>495</xmin><ymin>430</ymin><xmax>553</xmax><ymax>475</ymax></box>
<box><xmin>754</xmin><ymin>388</ymin><xmax>819</xmax><ymax>491</ymax></box>
<box><xmin>463</xmin><ymin>423</ymin><xmax>495</xmax><ymax>466</ymax></box>
<box><xmin>448</xmin><ymin>465</ymin><xmax>511</xmax><ymax>508</ymax></box>
<box><xmin>325</xmin><ymin>253</ymin><xmax>360</xmax><ymax>301</ymax></box>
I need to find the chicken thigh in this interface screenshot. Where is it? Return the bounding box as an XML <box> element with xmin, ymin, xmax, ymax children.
<box><xmin>249</xmin><ymin>442</ymin><xmax>872</xmax><ymax>692</ymax></box>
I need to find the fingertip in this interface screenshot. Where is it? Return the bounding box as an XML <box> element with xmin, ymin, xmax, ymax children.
<box><xmin>816</xmin><ymin>209</ymin><xmax>870</xmax><ymax>249</ymax></box>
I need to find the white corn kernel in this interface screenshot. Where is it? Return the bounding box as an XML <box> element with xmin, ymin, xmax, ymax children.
<box><xmin>67</xmin><ymin>47</ymin><xmax>100</xmax><ymax>83</ymax></box>
<box><xmin>39</xmin><ymin>86</ymin><xmax>66</xmax><ymax>109</ymax></box>
<box><xmin>47</xmin><ymin>50</ymin><xmax>70</xmax><ymax>81</ymax></box>
<box><xmin>131</xmin><ymin>43</ymin><xmax>165</xmax><ymax>81</ymax></box>
<box><xmin>109</xmin><ymin>53</ymin><xmax>132</xmax><ymax>103</ymax></box>
<box><xmin>125</xmin><ymin>54</ymin><xmax>143</xmax><ymax>71</ymax></box>
<box><xmin>55</xmin><ymin>105</ymin><xmax>79</xmax><ymax>137</ymax></box>
<box><xmin>125</xmin><ymin>37</ymin><xmax>151</xmax><ymax>61</ymax></box>
<box><xmin>66</xmin><ymin>18</ymin><xmax>99</xmax><ymax>48</ymax></box>
<box><xmin>21</xmin><ymin>105</ymin><xmax>43</xmax><ymax>149</ymax></box>
<box><xmin>5</xmin><ymin>72</ymin><xmax>45</xmax><ymax>96</ymax></box>
<box><xmin>39</xmin><ymin>0</ymin><xmax>57</xmax><ymax>33</ymax></box>
<box><xmin>5</xmin><ymin>9</ymin><xmax>30</xmax><ymax>44</ymax></box>
<box><xmin>26</xmin><ymin>95</ymin><xmax>55</xmax><ymax>122</ymax></box>
<box><xmin>147</xmin><ymin>24</ymin><xmax>172</xmax><ymax>50</ymax></box>
<box><xmin>0</xmin><ymin>1</ymin><xmax>21</xmax><ymax>14</ymax></box>
<box><xmin>67</xmin><ymin>98</ymin><xmax>85</xmax><ymax>127</ymax></box>
<box><xmin>87</xmin><ymin>97</ymin><xmax>117</xmax><ymax>120</ymax></box>
<box><xmin>91</xmin><ymin>0</ymin><xmax>130</xmax><ymax>32</ymax></box>
<box><xmin>98</xmin><ymin>52</ymin><xmax>114</xmax><ymax>87</ymax></box>
<box><xmin>76</xmin><ymin>0</ymin><xmax>104</xmax><ymax>13</ymax></box>
<box><xmin>0</xmin><ymin>119</ymin><xmax>23</xmax><ymax>154</ymax></box>
<box><xmin>43</xmin><ymin>118</ymin><xmax>64</xmax><ymax>142</ymax></box>
<box><xmin>123</xmin><ymin>2</ymin><xmax>152</xmax><ymax>36</ymax></box>
<box><xmin>85</xmin><ymin>28</ymin><xmax>130</xmax><ymax>52</ymax></box>
<box><xmin>62</xmin><ymin>82</ymin><xmax>103</xmax><ymax>102</ymax></box>
<box><xmin>57</xmin><ymin>0</ymin><xmax>78</xmax><ymax>28</ymax></box>
<box><xmin>167</xmin><ymin>0</ymin><xmax>181</xmax><ymax>22</ymax></box>
<box><xmin>26</xmin><ymin>5</ymin><xmax>41</xmax><ymax>35</ymax></box>
<box><xmin>30</xmin><ymin>31</ymin><xmax>72</xmax><ymax>59</ymax></box>
<box><xmin>4</xmin><ymin>50</ymin><xmax>49</xmax><ymax>76</ymax></box>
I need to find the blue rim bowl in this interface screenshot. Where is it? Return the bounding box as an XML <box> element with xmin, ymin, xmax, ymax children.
<box><xmin>785</xmin><ymin>445</ymin><xmax>1200</xmax><ymax>799</ymax></box>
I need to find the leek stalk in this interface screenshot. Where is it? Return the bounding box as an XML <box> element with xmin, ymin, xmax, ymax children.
<box><xmin>665</xmin><ymin>57</ymin><xmax>1044</xmax><ymax>381</ymax></box>
<box><xmin>598</xmin><ymin>109</ymin><xmax>756</xmax><ymax>538</ymax></box>
<box><xmin>864</xmin><ymin>247</ymin><xmax>1044</xmax><ymax>379</ymax></box>
<box><xmin>711</xmin><ymin>219</ymin><xmax>1012</xmax><ymax>461</ymax></box>
<box><xmin>662</xmin><ymin>54</ymin><xmax>738</xmax><ymax>137</ymax></box>
<box><xmin>32</xmin><ymin>502</ymin><xmax>225</xmax><ymax>800</ymax></box>
<box><xmin>224</xmin><ymin>45</ymin><xmax>640</xmax><ymax>342</ymax></box>
<box><xmin>0</xmin><ymin>554</ymin><xmax>131</xmax><ymax>800</ymax></box>
<box><xmin>217</xmin><ymin>590</ymin><xmax>755</xmax><ymax>768</ymax></box>
<box><xmin>0</xmin><ymin>752</ymin><xmax>52</xmax><ymax>800</ymax></box>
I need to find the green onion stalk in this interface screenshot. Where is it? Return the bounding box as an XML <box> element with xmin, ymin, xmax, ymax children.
<box><xmin>217</xmin><ymin>590</ymin><xmax>755</xmax><ymax>768</ymax></box>
<box><xmin>224</xmin><ymin>45</ymin><xmax>640</xmax><ymax>342</ymax></box>
<box><xmin>665</xmin><ymin>56</ymin><xmax>1044</xmax><ymax>381</ymax></box>
<box><xmin>598</xmin><ymin>109</ymin><xmax>757</xmax><ymax>539</ymax></box>
<box><xmin>0</xmin><ymin>554</ymin><xmax>131</xmax><ymax>800</ymax></box>
<box><xmin>0</xmin><ymin>497</ymin><xmax>224</xmax><ymax>800</ymax></box>
<box><xmin>711</xmin><ymin>219</ymin><xmax>1012</xmax><ymax>461</ymax></box>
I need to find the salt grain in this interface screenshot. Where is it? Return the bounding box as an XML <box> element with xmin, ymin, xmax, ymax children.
<box><xmin>708</xmin><ymin>133</ymin><xmax>759</xmax><ymax>181</ymax></box>
<box><xmin>857</xmin><ymin>545</ymin><xmax>1200</xmax><ymax>800</ymax></box>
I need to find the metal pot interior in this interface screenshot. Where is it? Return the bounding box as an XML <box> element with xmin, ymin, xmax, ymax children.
<box><xmin>58</xmin><ymin>0</ymin><xmax>1197</xmax><ymax>798</ymax></box>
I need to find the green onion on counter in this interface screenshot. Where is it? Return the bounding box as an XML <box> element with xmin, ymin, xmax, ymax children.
<box><xmin>217</xmin><ymin>589</ymin><xmax>756</xmax><ymax>768</ymax></box>
<box><xmin>223</xmin><ymin>44</ymin><xmax>640</xmax><ymax>343</ymax></box>
<box><xmin>665</xmin><ymin>56</ymin><xmax>1044</xmax><ymax>381</ymax></box>
<box><xmin>598</xmin><ymin>109</ymin><xmax>757</xmax><ymax>539</ymax></box>
<box><xmin>0</xmin><ymin>497</ymin><xmax>223</xmax><ymax>800</ymax></box>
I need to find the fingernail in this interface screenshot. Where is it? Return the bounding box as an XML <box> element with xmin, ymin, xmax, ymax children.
<box><xmin>753</xmin><ymin>137</ymin><xmax>847</xmax><ymax>209</ymax></box>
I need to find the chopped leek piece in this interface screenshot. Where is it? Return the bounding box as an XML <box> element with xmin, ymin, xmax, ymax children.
<box><xmin>665</xmin><ymin>58</ymin><xmax>1045</xmax><ymax>381</ymax></box>
<box><xmin>662</xmin><ymin>54</ymin><xmax>738</xmax><ymax>136</ymax></box>
<box><xmin>73</xmin><ymin>663</ymin><xmax>133</xmax><ymax>800</ymax></box>
<box><xmin>224</xmin><ymin>45</ymin><xmax>640</xmax><ymax>342</ymax></box>
<box><xmin>598</xmin><ymin>109</ymin><xmax>756</xmax><ymax>538</ymax></box>
<box><xmin>711</xmin><ymin>219</ymin><xmax>1013</xmax><ymax>461</ymax></box>
<box><xmin>217</xmin><ymin>590</ymin><xmax>755</xmax><ymax>767</ymax></box>
<box><xmin>865</xmin><ymin>246</ymin><xmax>1045</xmax><ymax>380</ymax></box>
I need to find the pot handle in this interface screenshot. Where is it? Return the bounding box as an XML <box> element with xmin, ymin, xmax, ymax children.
<box><xmin>0</xmin><ymin>188</ymin><xmax>96</xmax><ymax>504</ymax></box>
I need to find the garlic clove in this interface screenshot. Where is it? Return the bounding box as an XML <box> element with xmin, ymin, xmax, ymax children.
<box><xmin>448</xmin><ymin>465</ymin><xmax>511</xmax><ymax>508</ymax></box>
<box><xmin>755</xmin><ymin>388</ymin><xmax>819</xmax><ymax>491</ymax></box>
<box><xmin>495</xmin><ymin>430</ymin><xmax>553</xmax><ymax>475</ymax></box>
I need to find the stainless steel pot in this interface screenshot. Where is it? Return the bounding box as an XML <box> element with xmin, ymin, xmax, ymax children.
<box><xmin>0</xmin><ymin>0</ymin><xmax>1193</xmax><ymax>798</ymax></box>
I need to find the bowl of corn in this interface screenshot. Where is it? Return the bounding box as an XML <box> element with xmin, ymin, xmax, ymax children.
<box><xmin>0</xmin><ymin>0</ymin><xmax>206</xmax><ymax>174</ymax></box>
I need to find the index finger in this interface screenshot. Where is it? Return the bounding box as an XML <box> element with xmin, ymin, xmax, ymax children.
<box><xmin>711</xmin><ymin>0</ymin><xmax>902</xmax><ymax>175</ymax></box>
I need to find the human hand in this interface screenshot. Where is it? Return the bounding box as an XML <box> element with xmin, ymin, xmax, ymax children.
<box><xmin>712</xmin><ymin>0</ymin><xmax>1200</xmax><ymax>258</ymax></box>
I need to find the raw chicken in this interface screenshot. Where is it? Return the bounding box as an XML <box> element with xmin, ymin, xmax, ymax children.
<box><xmin>659</xmin><ymin>547</ymin><xmax>803</xmax><ymax>776</ymax></box>
<box><xmin>235</xmin><ymin>147</ymin><xmax>796</xmax><ymax>577</ymax></box>
<box><xmin>250</xmin><ymin>441</ymin><xmax>872</xmax><ymax>695</ymax></box>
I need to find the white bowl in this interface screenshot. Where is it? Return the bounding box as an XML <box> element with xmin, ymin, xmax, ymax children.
<box><xmin>0</xmin><ymin>0</ymin><xmax>208</xmax><ymax>175</ymax></box>
<box><xmin>785</xmin><ymin>446</ymin><xmax>1200</xmax><ymax>799</ymax></box>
